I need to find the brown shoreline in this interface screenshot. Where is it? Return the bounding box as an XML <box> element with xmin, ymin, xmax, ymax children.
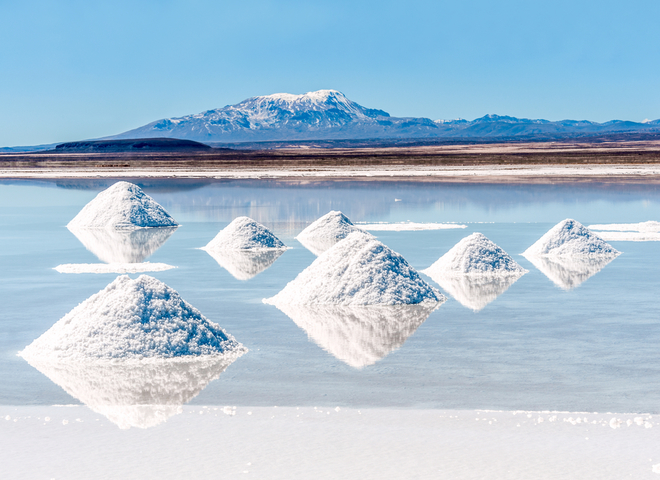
<box><xmin>3</xmin><ymin>140</ymin><xmax>660</xmax><ymax>184</ymax></box>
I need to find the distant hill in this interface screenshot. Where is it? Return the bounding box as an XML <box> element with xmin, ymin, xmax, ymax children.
<box><xmin>51</xmin><ymin>138</ymin><xmax>213</xmax><ymax>153</ymax></box>
<box><xmin>106</xmin><ymin>89</ymin><xmax>660</xmax><ymax>143</ymax></box>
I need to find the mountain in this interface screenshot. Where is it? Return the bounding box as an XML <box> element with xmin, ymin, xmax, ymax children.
<box><xmin>103</xmin><ymin>90</ymin><xmax>660</xmax><ymax>144</ymax></box>
<box><xmin>110</xmin><ymin>90</ymin><xmax>441</xmax><ymax>142</ymax></box>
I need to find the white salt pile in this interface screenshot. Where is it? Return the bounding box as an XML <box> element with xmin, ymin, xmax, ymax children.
<box><xmin>423</xmin><ymin>232</ymin><xmax>527</xmax><ymax>277</ymax></box>
<box><xmin>265</xmin><ymin>231</ymin><xmax>445</xmax><ymax>306</ymax></box>
<box><xmin>20</xmin><ymin>275</ymin><xmax>245</xmax><ymax>361</ymax></box>
<box><xmin>296</xmin><ymin>210</ymin><xmax>365</xmax><ymax>255</ymax></box>
<box><xmin>523</xmin><ymin>219</ymin><xmax>620</xmax><ymax>257</ymax></box>
<box><xmin>272</xmin><ymin>303</ymin><xmax>439</xmax><ymax>368</ymax></box>
<box><xmin>203</xmin><ymin>216</ymin><xmax>286</xmax><ymax>250</ymax></box>
<box><xmin>22</xmin><ymin>355</ymin><xmax>237</xmax><ymax>429</ymax></box>
<box><xmin>67</xmin><ymin>181</ymin><xmax>178</xmax><ymax>229</ymax></box>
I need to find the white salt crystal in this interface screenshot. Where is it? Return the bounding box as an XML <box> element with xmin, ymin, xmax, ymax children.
<box><xmin>203</xmin><ymin>216</ymin><xmax>286</xmax><ymax>251</ymax></box>
<box><xmin>523</xmin><ymin>219</ymin><xmax>620</xmax><ymax>257</ymax></box>
<box><xmin>423</xmin><ymin>233</ymin><xmax>527</xmax><ymax>277</ymax></box>
<box><xmin>20</xmin><ymin>275</ymin><xmax>245</xmax><ymax>361</ymax></box>
<box><xmin>265</xmin><ymin>232</ymin><xmax>445</xmax><ymax>306</ymax></box>
<box><xmin>296</xmin><ymin>211</ymin><xmax>365</xmax><ymax>255</ymax></box>
<box><xmin>67</xmin><ymin>182</ymin><xmax>178</xmax><ymax>229</ymax></box>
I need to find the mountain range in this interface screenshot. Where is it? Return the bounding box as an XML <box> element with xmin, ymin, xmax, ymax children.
<box><xmin>107</xmin><ymin>89</ymin><xmax>660</xmax><ymax>144</ymax></box>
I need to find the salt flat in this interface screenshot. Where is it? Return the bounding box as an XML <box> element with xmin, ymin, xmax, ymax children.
<box><xmin>4</xmin><ymin>164</ymin><xmax>660</xmax><ymax>181</ymax></box>
<box><xmin>2</xmin><ymin>406</ymin><xmax>659</xmax><ymax>479</ymax></box>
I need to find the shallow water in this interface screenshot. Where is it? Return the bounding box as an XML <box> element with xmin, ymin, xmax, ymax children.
<box><xmin>2</xmin><ymin>179</ymin><xmax>660</xmax><ymax>413</ymax></box>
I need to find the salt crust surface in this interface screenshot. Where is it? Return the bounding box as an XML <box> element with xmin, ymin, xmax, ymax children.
<box><xmin>54</xmin><ymin>263</ymin><xmax>175</xmax><ymax>274</ymax></box>
<box><xmin>358</xmin><ymin>222</ymin><xmax>467</xmax><ymax>231</ymax></box>
<box><xmin>67</xmin><ymin>181</ymin><xmax>178</xmax><ymax>229</ymax></box>
<box><xmin>20</xmin><ymin>275</ymin><xmax>245</xmax><ymax>360</ymax></box>
<box><xmin>68</xmin><ymin>226</ymin><xmax>177</xmax><ymax>263</ymax></box>
<box><xmin>588</xmin><ymin>221</ymin><xmax>660</xmax><ymax>232</ymax></box>
<box><xmin>203</xmin><ymin>216</ymin><xmax>286</xmax><ymax>251</ymax></box>
<box><xmin>423</xmin><ymin>232</ymin><xmax>527</xmax><ymax>276</ymax></box>
<box><xmin>296</xmin><ymin>210</ymin><xmax>365</xmax><ymax>255</ymax></box>
<box><xmin>4</xmin><ymin>406</ymin><xmax>660</xmax><ymax>480</ymax></box>
<box><xmin>265</xmin><ymin>231</ymin><xmax>445</xmax><ymax>306</ymax></box>
<box><xmin>23</xmin><ymin>356</ymin><xmax>236</xmax><ymax>429</ymax></box>
<box><xmin>525</xmin><ymin>255</ymin><xmax>617</xmax><ymax>290</ymax></box>
<box><xmin>272</xmin><ymin>303</ymin><xmax>440</xmax><ymax>368</ymax></box>
<box><xmin>204</xmin><ymin>248</ymin><xmax>284</xmax><ymax>280</ymax></box>
<box><xmin>523</xmin><ymin>219</ymin><xmax>620</xmax><ymax>257</ymax></box>
<box><xmin>592</xmin><ymin>231</ymin><xmax>660</xmax><ymax>242</ymax></box>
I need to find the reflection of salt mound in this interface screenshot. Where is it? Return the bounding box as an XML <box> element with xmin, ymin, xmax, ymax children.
<box><xmin>427</xmin><ymin>275</ymin><xmax>522</xmax><ymax>311</ymax></box>
<box><xmin>524</xmin><ymin>254</ymin><xmax>616</xmax><ymax>290</ymax></box>
<box><xmin>204</xmin><ymin>216</ymin><xmax>286</xmax><ymax>250</ymax></box>
<box><xmin>22</xmin><ymin>356</ymin><xmax>237</xmax><ymax>429</ymax></box>
<box><xmin>67</xmin><ymin>225</ymin><xmax>177</xmax><ymax>263</ymax></box>
<box><xmin>204</xmin><ymin>249</ymin><xmax>285</xmax><ymax>280</ymax></box>
<box><xmin>588</xmin><ymin>221</ymin><xmax>660</xmax><ymax>233</ymax></box>
<box><xmin>423</xmin><ymin>233</ymin><xmax>527</xmax><ymax>276</ymax></box>
<box><xmin>265</xmin><ymin>232</ymin><xmax>445</xmax><ymax>306</ymax></box>
<box><xmin>20</xmin><ymin>275</ymin><xmax>245</xmax><ymax>361</ymax></box>
<box><xmin>296</xmin><ymin>211</ymin><xmax>364</xmax><ymax>255</ymax></box>
<box><xmin>68</xmin><ymin>181</ymin><xmax>178</xmax><ymax>229</ymax></box>
<box><xmin>523</xmin><ymin>219</ymin><xmax>620</xmax><ymax>257</ymax></box>
<box><xmin>422</xmin><ymin>233</ymin><xmax>525</xmax><ymax>311</ymax></box>
<box><xmin>273</xmin><ymin>303</ymin><xmax>440</xmax><ymax>368</ymax></box>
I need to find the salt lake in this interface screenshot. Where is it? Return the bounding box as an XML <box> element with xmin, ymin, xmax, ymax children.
<box><xmin>2</xmin><ymin>178</ymin><xmax>659</xmax><ymax>415</ymax></box>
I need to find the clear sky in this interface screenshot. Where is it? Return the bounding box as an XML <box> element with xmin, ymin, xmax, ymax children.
<box><xmin>1</xmin><ymin>0</ymin><xmax>659</xmax><ymax>146</ymax></box>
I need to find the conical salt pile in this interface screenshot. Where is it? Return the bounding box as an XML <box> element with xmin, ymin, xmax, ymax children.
<box><xmin>67</xmin><ymin>181</ymin><xmax>178</xmax><ymax>229</ymax></box>
<box><xmin>523</xmin><ymin>219</ymin><xmax>620</xmax><ymax>257</ymax></box>
<box><xmin>423</xmin><ymin>232</ymin><xmax>527</xmax><ymax>277</ymax></box>
<box><xmin>203</xmin><ymin>216</ymin><xmax>286</xmax><ymax>250</ymax></box>
<box><xmin>20</xmin><ymin>275</ymin><xmax>245</xmax><ymax>361</ymax></box>
<box><xmin>265</xmin><ymin>231</ymin><xmax>445</xmax><ymax>306</ymax></box>
<box><xmin>296</xmin><ymin>210</ymin><xmax>364</xmax><ymax>255</ymax></box>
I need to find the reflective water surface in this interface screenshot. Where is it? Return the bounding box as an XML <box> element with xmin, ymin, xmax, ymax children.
<box><xmin>2</xmin><ymin>179</ymin><xmax>660</xmax><ymax>415</ymax></box>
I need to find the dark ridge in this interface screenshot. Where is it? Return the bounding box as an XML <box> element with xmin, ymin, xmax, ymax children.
<box><xmin>51</xmin><ymin>138</ymin><xmax>217</xmax><ymax>153</ymax></box>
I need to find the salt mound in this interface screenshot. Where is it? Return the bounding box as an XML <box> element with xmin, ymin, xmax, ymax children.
<box><xmin>67</xmin><ymin>181</ymin><xmax>178</xmax><ymax>229</ymax></box>
<box><xmin>265</xmin><ymin>231</ymin><xmax>445</xmax><ymax>306</ymax></box>
<box><xmin>20</xmin><ymin>275</ymin><xmax>245</xmax><ymax>361</ymax></box>
<box><xmin>423</xmin><ymin>233</ymin><xmax>527</xmax><ymax>277</ymax></box>
<box><xmin>203</xmin><ymin>216</ymin><xmax>286</xmax><ymax>250</ymax></box>
<box><xmin>273</xmin><ymin>303</ymin><xmax>440</xmax><ymax>368</ymax></box>
<box><xmin>68</xmin><ymin>225</ymin><xmax>177</xmax><ymax>263</ymax></box>
<box><xmin>523</xmin><ymin>219</ymin><xmax>620</xmax><ymax>257</ymax></box>
<box><xmin>296</xmin><ymin>211</ymin><xmax>364</xmax><ymax>255</ymax></box>
<box><xmin>204</xmin><ymin>249</ymin><xmax>285</xmax><ymax>280</ymax></box>
<box><xmin>22</xmin><ymin>356</ymin><xmax>236</xmax><ymax>429</ymax></box>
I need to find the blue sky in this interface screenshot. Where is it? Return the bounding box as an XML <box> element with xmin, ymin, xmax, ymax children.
<box><xmin>1</xmin><ymin>0</ymin><xmax>659</xmax><ymax>146</ymax></box>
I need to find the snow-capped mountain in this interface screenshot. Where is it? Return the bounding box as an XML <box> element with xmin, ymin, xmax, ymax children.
<box><xmin>108</xmin><ymin>89</ymin><xmax>660</xmax><ymax>144</ymax></box>
<box><xmin>110</xmin><ymin>90</ymin><xmax>440</xmax><ymax>142</ymax></box>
